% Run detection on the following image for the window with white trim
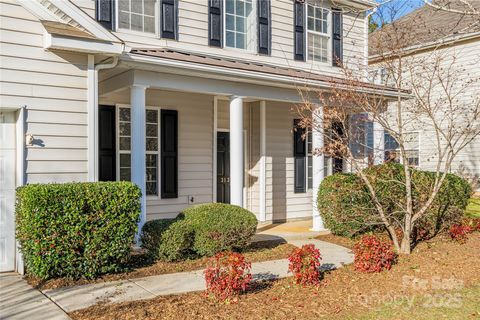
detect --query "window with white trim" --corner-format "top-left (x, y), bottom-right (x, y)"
top-left (117, 106), bottom-right (160, 196)
top-left (307, 0), bottom-right (330, 63)
top-left (118, 0), bottom-right (157, 34)
top-left (384, 132), bottom-right (419, 166)
top-left (225, 0), bottom-right (256, 50)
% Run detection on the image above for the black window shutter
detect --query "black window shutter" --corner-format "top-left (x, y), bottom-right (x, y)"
top-left (332, 8), bottom-right (343, 66)
top-left (161, 0), bottom-right (178, 40)
top-left (293, 119), bottom-right (306, 193)
top-left (161, 110), bottom-right (178, 198)
top-left (208, 0), bottom-right (223, 47)
top-left (95, 0), bottom-right (115, 30)
top-left (98, 105), bottom-right (116, 181)
top-left (258, 0), bottom-right (271, 55)
top-left (294, 0), bottom-right (306, 61)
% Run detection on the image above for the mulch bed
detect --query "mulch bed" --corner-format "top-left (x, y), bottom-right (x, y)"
top-left (70, 233), bottom-right (480, 320)
top-left (28, 240), bottom-right (296, 291)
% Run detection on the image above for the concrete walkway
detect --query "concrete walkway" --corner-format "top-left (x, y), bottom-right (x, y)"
top-left (0, 273), bottom-right (70, 320)
top-left (42, 236), bottom-right (353, 313)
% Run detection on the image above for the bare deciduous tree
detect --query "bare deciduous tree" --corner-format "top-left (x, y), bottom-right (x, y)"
top-left (297, 1), bottom-right (480, 254)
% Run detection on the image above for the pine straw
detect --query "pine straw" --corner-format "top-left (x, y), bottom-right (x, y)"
top-left (70, 233), bottom-right (480, 320)
top-left (28, 241), bottom-right (296, 291)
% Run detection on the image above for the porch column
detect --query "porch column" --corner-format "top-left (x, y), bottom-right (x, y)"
top-left (373, 120), bottom-right (385, 165)
top-left (131, 84), bottom-right (148, 242)
top-left (311, 105), bottom-right (327, 231)
top-left (230, 96), bottom-right (244, 207)
top-left (259, 101), bottom-right (266, 221)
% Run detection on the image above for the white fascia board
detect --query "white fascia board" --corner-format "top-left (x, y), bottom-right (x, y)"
top-left (332, 0), bottom-right (376, 10)
top-left (16, 0), bottom-right (60, 21)
top-left (45, 33), bottom-right (123, 55)
top-left (50, 0), bottom-right (120, 43)
top-left (122, 53), bottom-right (410, 99)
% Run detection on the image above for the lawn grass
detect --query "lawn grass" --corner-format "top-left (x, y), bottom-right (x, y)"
top-left (465, 196), bottom-right (480, 218)
top-left (343, 285), bottom-right (480, 320)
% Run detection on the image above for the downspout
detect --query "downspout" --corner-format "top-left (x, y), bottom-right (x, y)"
top-left (90, 56), bottom-right (119, 181)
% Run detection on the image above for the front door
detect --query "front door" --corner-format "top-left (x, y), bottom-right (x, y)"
top-left (217, 132), bottom-right (230, 204)
top-left (0, 111), bottom-right (16, 272)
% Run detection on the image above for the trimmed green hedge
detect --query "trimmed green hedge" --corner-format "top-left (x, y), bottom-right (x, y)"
top-left (141, 203), bottom-right (258, 261)
top-left (16, 182), bottom-right (141, 280)
top-left (318, 163), bottom-right (472, 238)
top-left (184, 203), bottom-right (258, 257)
top-left (317, 173), bottom-right (375, 236)
top-left (140, 219), bottom-right (175, 258)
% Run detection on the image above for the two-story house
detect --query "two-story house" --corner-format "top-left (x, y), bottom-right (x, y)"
top-left (0, 0), bottom-right (402, 273)
top-left (369, 2), bottom-right (480, 190)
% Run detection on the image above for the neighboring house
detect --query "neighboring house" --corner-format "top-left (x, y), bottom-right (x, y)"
top-left (0, 0), bottom-right (402, 273)
top-left (369, 3), bottom-right (480, 186)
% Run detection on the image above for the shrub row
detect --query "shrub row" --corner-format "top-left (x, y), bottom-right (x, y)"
top-left (141, 203), bottom-right (258, 261)
top-left (16, 182), bottom-right (141, 280)
top-left (318, 163), bottom-right (472, 238)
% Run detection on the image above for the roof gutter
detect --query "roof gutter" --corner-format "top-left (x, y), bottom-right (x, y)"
top-left (123, 53), bottom-right (411, 99)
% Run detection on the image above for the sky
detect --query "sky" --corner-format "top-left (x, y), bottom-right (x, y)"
top-left (372, 0), bottom-right (426, 25)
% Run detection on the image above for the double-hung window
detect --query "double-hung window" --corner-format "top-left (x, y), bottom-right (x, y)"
top-left (117, 106), bottom-right (160, 196)
top-left (384, 132), bottom-right (420, 166)
top-left (118, 0), bottom-right (157, 34)
top-left (307, 0), bottom-right (330, 63)
top-left (225, 0), bottom-right (256, 50)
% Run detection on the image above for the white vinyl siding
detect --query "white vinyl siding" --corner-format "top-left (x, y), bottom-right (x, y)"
top-left (376, 39), bottom-right (480, 182)
top-left (0, 0), bottom-right (89, 183)
top-left (82, 0), bottom-right (368, 78)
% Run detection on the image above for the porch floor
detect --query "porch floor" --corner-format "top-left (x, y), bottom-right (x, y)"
top-left (254, 219), bottom-right (330, 242)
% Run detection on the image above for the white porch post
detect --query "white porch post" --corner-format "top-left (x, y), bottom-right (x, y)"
top-left (230, 96), bottom-right (244, 207)
top-left (311, 105), bottom-right (327, 231)
top-left (373, 120), bottom-right (385, 165)
top-left (259, 100), bottom-right (266, 221)
top-left (131, 85), bottom-right (148, 242)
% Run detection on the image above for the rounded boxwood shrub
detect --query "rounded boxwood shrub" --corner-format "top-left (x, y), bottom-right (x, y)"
top-left (318, 163), bottom-right (472, 239)
top-left (183, 203), bottom-right (258, 257)
top-left (317, 173), bottom-right (376, 236)
top-left (157, 219), bottom-right (195, 261)
top-left (140, 219), bottom-right (175, 258)
top-left (16, 182), bottom-right (141, 280)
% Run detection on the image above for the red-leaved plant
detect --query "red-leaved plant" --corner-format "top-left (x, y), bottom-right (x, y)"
top-left (288, 244), bottom-right (322, 286)
top-left (448, 224), bottom-right (473, 243)
top-left (353, 235), bottom-right (397, 273)
top-left (204, 251), bottom-right (252, 302)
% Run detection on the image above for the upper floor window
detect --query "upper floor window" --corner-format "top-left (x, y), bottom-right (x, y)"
top-left (307, 0), bottom-right (330, 63)
top-left (118, 0), bottom-right (157, 34)
top-left (225, 0), bottom-right (256, 50)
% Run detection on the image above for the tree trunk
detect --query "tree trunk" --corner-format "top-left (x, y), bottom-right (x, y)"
top-left (400, 230), bottom-right (411, 254)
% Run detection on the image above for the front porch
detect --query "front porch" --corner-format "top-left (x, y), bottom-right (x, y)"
top-left (98, 66), bottom-right (329, 232)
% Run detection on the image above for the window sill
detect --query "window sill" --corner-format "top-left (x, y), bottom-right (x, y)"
top-left (115, 28), bottom-right (159, 39)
